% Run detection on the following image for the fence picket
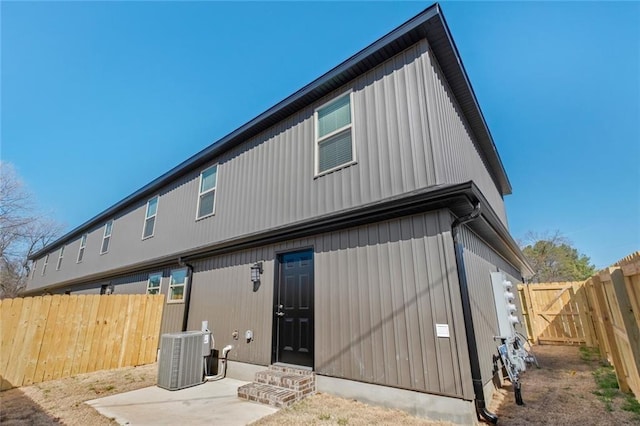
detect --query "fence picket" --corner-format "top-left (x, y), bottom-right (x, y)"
top-left (9, 297), bottom-right (34, 387)
top-left (518, 255), bottom-right (640, 400)
top-left (0, 294), bottom-right (163, 390)
top-left (0, 298), bottom-right (20, 390)
top-left (22, 296), bottom-right (52, 386)
top-left (78, 295), bottom-right (101, 374)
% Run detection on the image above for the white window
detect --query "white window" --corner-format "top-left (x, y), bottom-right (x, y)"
top-left (77, 234), bottom-right (87, 263)
top-left (168, 268), bottom-right (188, 302)
top-left (41, 254), bottom-right (49, 276)
top-left (315, 92), bottom-right (355, 175)
top-left (196, 165), bottom-right (217, 219)
top-left (100, 220), bottom-right (113, 254)
top-left (142, 196), bottom-right (158, 239)
top-left (146, 272), bottom-right (163, 295)
top-left (56, 246), bottom-right (65, 270)
top-left (31, 260), bottom-right (37, 278)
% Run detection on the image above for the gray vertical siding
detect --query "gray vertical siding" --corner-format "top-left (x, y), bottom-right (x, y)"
top-left (29, 38), bottom-right (508, 306)
top-left (424, 50), bottom-right (508, 224)
top-left (49, 271), bottom-right (149, 295)
top-left (186, 245), bottom-right (281, 366)
top-left (458, 225), bottom-right (523, 385)
top-left (187, 210), bottom-right (473, 399)
top-left (159, 304), bottom-right (185, 336)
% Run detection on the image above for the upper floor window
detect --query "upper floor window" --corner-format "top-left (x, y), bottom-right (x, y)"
top-left (315, 92), bottom-right (355, 175)
top-left (100, 220), bottom-right (113, 254)
top-left (147, 272), bottom-right (163, 295)
top-left (31, 260), bottom-right (37, 278)
top-left (77, 234), bottom-right (87, 263)
top-left (56, 246), bottom-right (65, 270)
top-left (168, 268), bottom-right (188, 302)
top-left (142, 196), bottom-right (158, 239)
top-left (197, 165), bottom-right (217, 219)
top-left (41, 254), bottom-right (49, 275)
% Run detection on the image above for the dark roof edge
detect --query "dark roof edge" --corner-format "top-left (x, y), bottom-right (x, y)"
top-left (467, 186), bottom-right (534, 277)
top-left (30, 3), bottom-right (512, 259)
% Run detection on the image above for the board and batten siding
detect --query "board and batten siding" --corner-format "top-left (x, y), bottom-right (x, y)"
top-left (458, 225), bottom-right (523, 386)
top-left (30, 38), bottom-right (506, 293)
top-left (187, 209), bottom-right (474, 399)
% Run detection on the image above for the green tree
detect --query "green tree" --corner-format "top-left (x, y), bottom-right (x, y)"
top-left (520, 231), bottom-right (596, 283)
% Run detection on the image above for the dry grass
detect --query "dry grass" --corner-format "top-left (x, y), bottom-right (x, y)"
top-left (2, 345), bottom-right (639, 425)
top-left (0, 363), bottom-right (157, 426)
top-left (490, 345), bottom-right (640, 425)
top-left (251, 392), bottom-right (453, 426)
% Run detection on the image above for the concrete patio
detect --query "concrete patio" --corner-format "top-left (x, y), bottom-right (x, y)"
top-left (87, 378), bottom-right (278, 426)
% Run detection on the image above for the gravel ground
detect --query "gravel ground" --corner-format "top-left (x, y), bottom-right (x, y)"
top-left (1, 345), bottom-right (638, 425)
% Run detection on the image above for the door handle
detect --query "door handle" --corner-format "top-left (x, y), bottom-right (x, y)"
top-left (275, 311), bottom-right (285, 317)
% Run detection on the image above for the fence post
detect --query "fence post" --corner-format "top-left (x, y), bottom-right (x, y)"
top-left (610, 267), bottom-right (640, 395)
top-left (592, 274), bottom-right (630, 392)
top-left (523, 284), bottom-right (539, 343)
top-left (621, 262), bottom-right (640, 328)
top-left (574, 282), bottom-right (597, 347)
top-left (585, 278), bottom-right (610, 360)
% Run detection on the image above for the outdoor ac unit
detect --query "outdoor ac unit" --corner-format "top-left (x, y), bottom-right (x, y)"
top-left (157, 331), bottom-right (208, 391)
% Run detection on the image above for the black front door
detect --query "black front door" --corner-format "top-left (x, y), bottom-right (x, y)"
top-left (273, 249), bottom-right (314, 367)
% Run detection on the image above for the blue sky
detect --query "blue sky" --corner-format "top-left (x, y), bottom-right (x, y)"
top-left (2, 1), bottom-right (638, 270)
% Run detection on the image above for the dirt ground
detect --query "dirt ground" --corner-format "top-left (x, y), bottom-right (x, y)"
top-left (251, 392), bottom-right (452, 426)
top-left (489, 345), bottom-right (640, 425)
top-left (0, 363), bottom-right (157, 425)
top-left (1, 345), bottom-right (638, 425)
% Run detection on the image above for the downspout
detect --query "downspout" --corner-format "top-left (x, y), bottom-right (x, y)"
top-left (451, 202), bottom-right (499, 425)
top-left (178, 257), bottom-right (194, 332)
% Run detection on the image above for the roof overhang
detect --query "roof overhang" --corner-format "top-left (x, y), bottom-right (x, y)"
top-left (30, 3), bottom-right (512, 260)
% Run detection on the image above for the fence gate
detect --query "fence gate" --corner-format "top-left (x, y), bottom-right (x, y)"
top-left (519, 282), bottom-right (596, 346)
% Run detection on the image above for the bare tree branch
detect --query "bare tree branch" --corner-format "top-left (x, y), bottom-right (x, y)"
top-left (0, 162), bottom-right (64, 298)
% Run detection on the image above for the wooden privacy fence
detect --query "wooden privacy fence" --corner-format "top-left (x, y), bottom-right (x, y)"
top-left (519, 251), bottom-right (640, 399)
top-left (0, 294), bottom-right (164, 391)
top-left (518, 281), bottom-right (596, 346)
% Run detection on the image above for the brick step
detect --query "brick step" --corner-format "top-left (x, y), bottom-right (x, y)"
top-left (237, 365), bottom-right (316, 408)
top-left (267, 364), bottom-right (314, 376)
top-left (255, 369), bottom-right (314, 391)
top-left (237, 382), bottom-right (299, 408)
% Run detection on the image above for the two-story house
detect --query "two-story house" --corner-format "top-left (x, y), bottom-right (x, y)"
top-left (26, 4), bottom-right (532, 424)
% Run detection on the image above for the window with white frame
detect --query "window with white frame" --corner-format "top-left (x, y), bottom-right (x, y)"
top-left (196, 165), bottom-right (217, 219)
top-left (315, 92), bottom-right (355, 174)
top-left (142, 196), bottom-right (158, 239)
top-left (77, 234), bottom-right (87, 263)
top-left (31, 260), bottom-right (37, 278)
top-left (146, 272), bottom-right (163, 295)
top-left (168, 268), bottom-right (188, 302)
top-left (56, 246), bottom-right (65, 270)
top-left (100, 220), bottom-right (113, 254)
top-left (41, 254), bottom-right (49, 275)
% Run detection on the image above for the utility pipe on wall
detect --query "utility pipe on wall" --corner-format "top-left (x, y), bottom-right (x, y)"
top-left (178, 257), bottom-right (194, 332)
top-left (204, 345), bottom-right (233, 382)
top-left (451, 202), bottom-right (499, 425)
